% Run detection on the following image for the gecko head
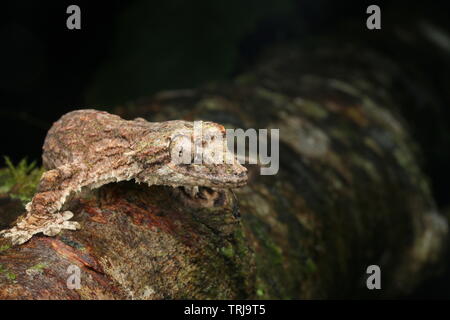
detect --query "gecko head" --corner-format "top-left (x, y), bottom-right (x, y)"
top-left (161, 121), bottom-right (248, 188)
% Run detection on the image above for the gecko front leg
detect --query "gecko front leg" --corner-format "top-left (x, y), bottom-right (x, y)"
top-left (0, 163), bottom-right (89, 245)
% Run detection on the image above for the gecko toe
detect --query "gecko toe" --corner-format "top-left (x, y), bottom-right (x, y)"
top-left (63, 221), bottom-right (81, 230)
top-left (2, 229), bottom-right (32, 245)
top-left (43, 226), bottom-right (61, 236)
top-left (61, 211), bottom-right (74, 220)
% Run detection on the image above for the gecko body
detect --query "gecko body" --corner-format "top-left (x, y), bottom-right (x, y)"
top-left (1, 109), bottom-right (247, 245)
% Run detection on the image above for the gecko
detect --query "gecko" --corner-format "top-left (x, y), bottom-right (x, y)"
top-left (0, 109), bottom-right (247, 245)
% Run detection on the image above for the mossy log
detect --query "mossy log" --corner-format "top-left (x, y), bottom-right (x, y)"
top-left (0, 47), bottom-right (447, 299)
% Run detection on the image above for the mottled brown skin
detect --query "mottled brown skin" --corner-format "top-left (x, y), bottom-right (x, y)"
top-left (1, 109), bottom-right (247, 245)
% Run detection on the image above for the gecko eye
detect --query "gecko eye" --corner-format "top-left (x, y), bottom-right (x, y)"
top-left (170, 134), bottom-right (194, 164)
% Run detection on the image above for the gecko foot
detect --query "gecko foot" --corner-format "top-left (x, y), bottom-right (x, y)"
top-left (182, 186), bottom-right (200, 198)
top-left (0, 211), bottom-right (81, 245)
top-left (174, 186), bottom-right (227, 208)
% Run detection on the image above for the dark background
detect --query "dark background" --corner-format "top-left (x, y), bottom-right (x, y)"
top-left (0, 0), bottom-right (402, 162)
top-left (1, 0), bottom-right (450, 298)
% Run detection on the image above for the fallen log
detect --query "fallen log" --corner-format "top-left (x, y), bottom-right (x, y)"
top-left (0, 46), bottom-right (447, 299)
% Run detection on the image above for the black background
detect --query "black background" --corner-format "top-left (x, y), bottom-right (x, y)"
top-left (0, 0), bottom-right (399, 162)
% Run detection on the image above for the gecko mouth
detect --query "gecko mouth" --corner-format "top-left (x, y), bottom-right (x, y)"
top-left (171, 164), bottom-right (248, 188)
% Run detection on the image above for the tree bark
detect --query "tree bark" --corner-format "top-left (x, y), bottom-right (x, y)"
top-left (0, 45), bottom-right (447, 299)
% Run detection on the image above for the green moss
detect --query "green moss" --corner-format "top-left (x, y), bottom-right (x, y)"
top-left (255, 277), bottom-right (270, 299)
top-left (220, 244), bottom-right (235, 258)
top-left (305, 258), bottom-right (317, 274)
top-left (5, 272), bottom-right (16, 280)
top-left (30, 263), bottom-right (47, 270)
top-left (246, 217), bottom-right (290, 298)
top-left (253, 222), bottom-right (283, 266)
top-left (0, 264), bottom-right (16, 281)
top-left (0, 156), bottom-right (43, 204)
top-left (0, 244), bottom-right (11, 252)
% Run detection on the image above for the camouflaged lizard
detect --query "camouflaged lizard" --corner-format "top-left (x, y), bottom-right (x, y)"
top-left (1, 109), bottom-right (247, 245)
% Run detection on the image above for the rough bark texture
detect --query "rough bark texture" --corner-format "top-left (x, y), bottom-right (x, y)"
top-left (0, 184), bottom-right (253, 299)
top-left (0, 45), bottom-right (448, 299)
